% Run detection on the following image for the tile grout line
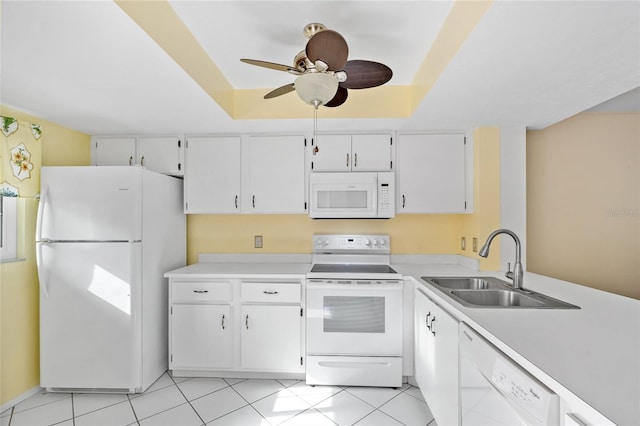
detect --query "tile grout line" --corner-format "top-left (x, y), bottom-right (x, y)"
top-left (167, 373), bottom-right (207, 426)
top-left (126, 394), bottom-right (141, 425)
top-left (70, 394), bottom-right (75, 426)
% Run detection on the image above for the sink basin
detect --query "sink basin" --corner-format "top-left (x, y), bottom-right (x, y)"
top-left (421, 276), bottom-right (580, 309)
top-left (450, 289), bottom-right (545, 307)
top-left (426, 277), bottom-right (501, 290)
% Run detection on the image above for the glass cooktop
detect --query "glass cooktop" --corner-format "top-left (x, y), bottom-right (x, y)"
top-left (310, 264), bottom-right (398, 274)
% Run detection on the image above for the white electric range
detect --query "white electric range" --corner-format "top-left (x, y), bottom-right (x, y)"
top-left (305, 234), bottom-right (404, 388)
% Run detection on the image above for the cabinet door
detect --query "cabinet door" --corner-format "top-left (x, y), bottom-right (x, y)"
top-left (311, 134), bottom-right (351, 171)
top-left (184, 136), bottom-right (241, 213)
top-left (415, 289), bottom-right (459, 426)
top-left (430, 301), bottom-right (460, 425)
top-left (397, 134), bottom-right (466, 213)
top-left (138, 136), bottom-right (183, 175)
top-left (170, 304), bottom-right (231, 369)
top-left (240, 305), bottom-right (302, 372)
top-left (95, 137), bottom-right (136, 166)
top-left (351, 134), bottom-right (392, 171)
top-left (413, 289), bottom-right (432, 389)
top-left (246, 135), bottom-right (306, 213)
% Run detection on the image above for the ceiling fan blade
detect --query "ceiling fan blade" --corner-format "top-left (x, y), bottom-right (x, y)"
top-left (324, 86), bottom-right (348, 107)
top-left (305, 30), bottom-right (349, 71)
top-left (240, 59), bottom-right (301, 75)
top-left (341, 60), bottom-right (393, 89)
top-left (264, 83), bottom-right (296, 99)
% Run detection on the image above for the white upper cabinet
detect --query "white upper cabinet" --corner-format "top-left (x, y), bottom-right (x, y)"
top-left (94, 137), bottom-right (137, 167)
top-left (397, 133), bottom-right (467, 213)
top-left (311, 134), bottom-right (392, 171)
top-left (137, 136), bottom-right (183, 175)
top-left (94, 136), bottom-right (184, 176)
top-left (184, 136), bottom-right (241, 214)
top-left (244, 135), bottom-right (306, 214)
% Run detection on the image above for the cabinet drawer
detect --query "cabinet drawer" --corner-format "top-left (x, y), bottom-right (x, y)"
top-left (171, 282), bottom-right (232, 303)
top-left (241, 282), bottom-right (301, 303)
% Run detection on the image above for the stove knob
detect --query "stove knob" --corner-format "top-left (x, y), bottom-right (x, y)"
top-left (377, 239), bottom-right (385, 247)
top-left (364, 238), bottom-right (371, 246)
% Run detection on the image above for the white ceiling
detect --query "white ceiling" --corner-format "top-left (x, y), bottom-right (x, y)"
top-left (1, 1), bottom-right (639, 136)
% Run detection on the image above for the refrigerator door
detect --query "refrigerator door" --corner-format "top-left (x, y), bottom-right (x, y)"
top-left (39, 241), bottom-right (142, 391)
top-left (38, 167), bottom-right (142, 242)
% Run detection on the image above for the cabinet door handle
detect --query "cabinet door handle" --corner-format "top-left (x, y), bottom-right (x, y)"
top-left (354, 152), bottom-right (357, 168)
top-left (252, 195), bottom-right (256, 208)
top-left (129, 156), bottom-right (133, 166)
top-left (263, 291), bottom-right (279, 295)
top-left (426, 312), bottom-right (431, 328)
top-left (431, 317), bottom-right (436, 336)
top-left (245, 314), bottom-right (249, 329)
top-left (193, 290), bottom-right (209, 294)
top-left (221, 314), bottom-right (225, 330)
top-left (346, 153), bottom-right (349, 168)
top-left (140, 156), bottom-right (145, 166)
top-left (235, 195), bottom-right (238, 209)
top-left (402, 195), bottom-right (406, 208)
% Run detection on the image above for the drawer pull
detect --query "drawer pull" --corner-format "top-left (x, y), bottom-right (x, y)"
top-left (263, 291), bottom-right (279, 295)
top-left (193, 290), bottom-right (209, 294)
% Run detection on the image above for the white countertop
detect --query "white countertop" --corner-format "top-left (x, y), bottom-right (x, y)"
top-left (164, 262), bottom-right (310, 278)
top-left (164, 256), bottom-right (640, 425)
top-left (395, 263), bottom-right (640, 426)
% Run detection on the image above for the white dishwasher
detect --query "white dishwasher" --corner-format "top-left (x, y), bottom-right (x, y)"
top-left (459, 323), bottom-right (560, 426)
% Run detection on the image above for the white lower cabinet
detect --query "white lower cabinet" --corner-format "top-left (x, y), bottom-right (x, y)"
top-left (169, 277), bottom-right (304, 377)
top-left (241, 305), bottom-right (302, 372)
top-left (414, 286), bottom-right (459, 426)
top-left (170, 304), bottom-right (231, 369)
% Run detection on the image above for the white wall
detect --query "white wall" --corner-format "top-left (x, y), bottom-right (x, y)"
top-left (499, 126), bottom-right (527, 271)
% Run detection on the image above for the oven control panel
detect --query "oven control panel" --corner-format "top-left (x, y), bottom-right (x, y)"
top-left (313, 234), bottom-right (390, 252)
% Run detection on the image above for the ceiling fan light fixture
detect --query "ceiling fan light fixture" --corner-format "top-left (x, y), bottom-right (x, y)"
top-left (294, 73), bottom-right (338, 108)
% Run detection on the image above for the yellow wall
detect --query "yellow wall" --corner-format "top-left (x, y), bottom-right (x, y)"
top-left (0, 105), bottom-right (91, 405)
top-left (187, 214), bottom-right (463, 264)
top-left (527, 112), bottom-right (639, 300)
top-left (458, 127), bottom-right (501, 270)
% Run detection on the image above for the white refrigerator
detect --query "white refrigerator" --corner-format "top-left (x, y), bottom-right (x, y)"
top-left (36, 166), bottom-right (185, 393)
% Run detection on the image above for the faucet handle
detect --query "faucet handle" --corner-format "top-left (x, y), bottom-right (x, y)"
top-left (505, 262), bottom-right (514, 280)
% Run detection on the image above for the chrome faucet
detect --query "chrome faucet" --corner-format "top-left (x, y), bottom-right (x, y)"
top-left (478, 229), bottom-right (524, 290)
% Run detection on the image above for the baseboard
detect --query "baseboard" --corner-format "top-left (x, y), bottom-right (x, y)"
top-left (0, 386), bottom-right (42, 413)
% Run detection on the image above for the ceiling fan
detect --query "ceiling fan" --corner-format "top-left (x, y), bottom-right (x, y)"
top-left (240, 23), bottom-right (393, 109)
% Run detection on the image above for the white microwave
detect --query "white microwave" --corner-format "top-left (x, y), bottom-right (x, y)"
top-left (309, 172), bottom-right (395, 218)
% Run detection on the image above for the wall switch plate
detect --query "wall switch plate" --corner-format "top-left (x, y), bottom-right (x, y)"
top-left (461, 237), bottom-right (466, 250)
top-left (472, 237), bottom-right (478, 253)
top-left (254, 235), bottom-right (263, 249)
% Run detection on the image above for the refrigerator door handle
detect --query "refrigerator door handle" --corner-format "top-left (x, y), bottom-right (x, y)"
top-left (36, 242), bottom-right (49, 299)
top-left (36, 185), bottom-right (49, 242)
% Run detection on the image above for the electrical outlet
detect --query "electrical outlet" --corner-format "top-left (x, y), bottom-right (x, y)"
top-left (254, 235), bottom-right (263, 249)
top-left (461, 237), bottom-right (466, 251)
top-left (472, 237), bottom-right (478, 253)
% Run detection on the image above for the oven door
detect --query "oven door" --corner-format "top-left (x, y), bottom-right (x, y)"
top-left (306, 281), bottom-right (403, 356)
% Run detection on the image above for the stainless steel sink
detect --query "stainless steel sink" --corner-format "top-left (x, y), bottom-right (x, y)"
top-left (421, 276), bottom-right (580, 309)
top-left (451, 289), bottom-right (546, 307)
top-left (427, 277), bottom-right (502, 290)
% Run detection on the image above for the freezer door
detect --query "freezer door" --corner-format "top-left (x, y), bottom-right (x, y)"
top-left (39, 167), bottom-right (142, 241)
top-left (39, 242), bottom-right (142, 391)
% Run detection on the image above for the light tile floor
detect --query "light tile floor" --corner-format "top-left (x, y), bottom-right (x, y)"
top-left (1, 373), bottom-right (437, 426)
